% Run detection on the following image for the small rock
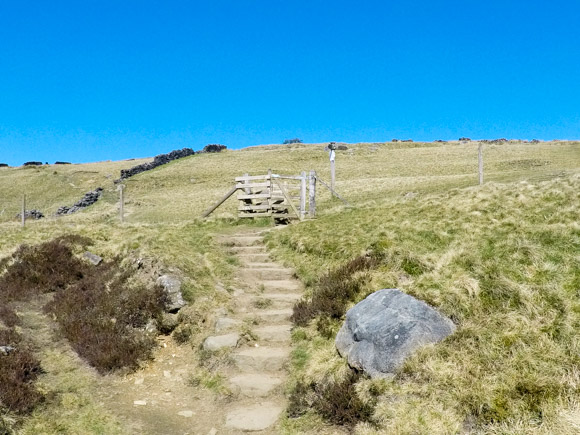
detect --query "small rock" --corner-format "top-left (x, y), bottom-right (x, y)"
top-left (203, 333), bottom-right (240, 352)
top-left (0, 345), bottom-right (16, 356)
top-left (163, 370), bottom-right (171, 378)
top-left (158, 312), bottom-right (179, 334)
top-left (83, 251), bottom-right (103, 265)
top-left (133, 400), bottom-right (147, 406)
top-left (207, 428), bottom-right (218, 435)
top-left (156, 275), bottom-right (186, 313)
top-left (177, 410), bottom-right (194, 418)
top-left (134, 378), bottom-right (144, 385)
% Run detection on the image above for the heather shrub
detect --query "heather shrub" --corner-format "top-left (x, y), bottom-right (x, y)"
top-left (288, 370), bottom-right (376, 428)
top-left (291, 254), bottom-right (380, 331)
top-left (45, 259), bottom-right (167, 373)
top-left (0, 329), bottom-right (44, 414)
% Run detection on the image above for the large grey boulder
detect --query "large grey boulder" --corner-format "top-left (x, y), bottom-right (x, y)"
top-left (156, 275), bottom-right (186, 313)
top-left (335, 289), bottom-right (455, 378)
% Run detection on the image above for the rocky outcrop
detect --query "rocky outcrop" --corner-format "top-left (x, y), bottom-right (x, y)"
top-left (156, 274), bottom-right (186, 313)
top-left (336, 288), bottom-right (455, 378)
top-left (16, 209), bottom-right (44, 220)
top-left (23, 161), bottom-right (43, 166)
top-left (202, 144), bottom-right (227, 153)
top-left (54, 161), bottom-right (71, 165)
top-left (481, 138), bottom-right (507, 144)
top-left (56, 188), bottom-right (103, 215)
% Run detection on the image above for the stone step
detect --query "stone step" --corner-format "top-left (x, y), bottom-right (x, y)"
top-left (229, 246), bottom-right (267, 254)
top-left (221, 236), bottom-right (263, 247)
top-left (233, 347), bottom-right (290, 372)
top-left (202, 333), bottom-right (240, 351)
top-left (256, 293), bottom-right (301, 309)
top-left (229, 374), bottom-right (283, 397)
top-left (225, 402), bottom-right (283, 432)
top-left (253, 325), bottom-right (292, 343)
top-left (244, 262), bottom-right (281, 269)
top-left (261, 280), bottom-right (302, 293)
top-left (241, 268), bottom-right (294, 281)
top-left (255, 308), bottom-right (293, 323)
top-left (214, 317), bottom-right (242, 333)
top-left (238, 253), bottom-right (272, 263)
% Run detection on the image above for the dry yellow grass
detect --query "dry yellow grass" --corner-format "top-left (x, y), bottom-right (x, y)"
top-left (1, 140), bottom-right (579, 433)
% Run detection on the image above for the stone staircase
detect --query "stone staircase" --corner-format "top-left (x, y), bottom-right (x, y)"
top-left (207, 232), bottom-right (302, 433)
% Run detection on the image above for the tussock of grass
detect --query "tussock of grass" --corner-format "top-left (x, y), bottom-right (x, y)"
top-left (271, 174), bottom-right (580, 433)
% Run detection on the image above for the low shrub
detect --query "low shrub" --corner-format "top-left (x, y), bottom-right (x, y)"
top-left (45, 259), bottom-right (167, 373)
top-left (288, 370), bottom-right (375, 428)
top-left (291, 254), bottom-right (380, 330)
top-left (0, 329), bottom-right (44, 414)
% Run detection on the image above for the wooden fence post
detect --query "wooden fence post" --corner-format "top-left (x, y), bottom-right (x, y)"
top-left (330, 158), bottom-right (336, 192)
top-left (300, 171), bottom-right (307, 219)
top-left (309, 170), bottom-right (316, 218)
top-left (119, 185), bottom-right (125, 223)
top-left (478, 143), bottom-right (484, 185)
top-left (21, 194), bottom-right (26, 228)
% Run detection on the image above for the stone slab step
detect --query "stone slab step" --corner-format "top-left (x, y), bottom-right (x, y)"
top-left (233, 347), bottom-right (290, 372)
top-left (255, 293), bottom-right (300, 309)
top-left (254, 325), bottom-right (292, 342)
top-left (214, 317), bottom-right (242, 333)
top-left (203, 333), bottom-right (240, 351)
top-left (244, 262), bottom-right (282, 269)
top-left (229, 374), bottom-right (283, 397)
top-left (225, 402), bottom-right (283, 431)
top-left (238, 253), bottom-right (272, 263)
top-left (256, 308), bottom-right (293, 323)
top-left (229, 246), bottom-right (267, 254)
top-left (221, 236), bottom-right (263, 247)
top-left (261, 280), bottom-right (302, 293)
top-left (241, 268), bottom-right (294, 281)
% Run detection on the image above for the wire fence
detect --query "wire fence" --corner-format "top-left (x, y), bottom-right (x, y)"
top-left (2, 141), bottom-right (580, 226)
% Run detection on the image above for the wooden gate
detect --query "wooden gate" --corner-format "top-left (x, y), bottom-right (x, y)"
top-left (201, 170), bottom-right (324, 220)
top-left (236, 171), bottom-right (309, 220)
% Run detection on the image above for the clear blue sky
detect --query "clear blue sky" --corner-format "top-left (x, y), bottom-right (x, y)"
top-left (1, 0), bottom-right (579, 165)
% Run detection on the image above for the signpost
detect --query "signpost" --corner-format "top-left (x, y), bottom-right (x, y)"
top-left (328, 142), bottom-right (337, 191)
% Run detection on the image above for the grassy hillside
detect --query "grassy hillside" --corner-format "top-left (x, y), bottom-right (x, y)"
top-left (1, 140), bottom-right (579, 433)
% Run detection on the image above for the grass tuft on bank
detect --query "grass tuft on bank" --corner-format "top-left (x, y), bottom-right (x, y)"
top-left (272, 174), bottom-right (580, 434)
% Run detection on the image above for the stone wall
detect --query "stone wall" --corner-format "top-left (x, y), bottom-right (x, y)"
top-left (56, 188), bottom-right (103, 215)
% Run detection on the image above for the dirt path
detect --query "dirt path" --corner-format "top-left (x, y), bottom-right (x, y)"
top-left (92, 229), bottom-right (302, 434)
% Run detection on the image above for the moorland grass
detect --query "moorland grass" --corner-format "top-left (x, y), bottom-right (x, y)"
top-left (1, 141), bottom-right (579, 433)
top-left (271, 174), bottom-right (580, 434)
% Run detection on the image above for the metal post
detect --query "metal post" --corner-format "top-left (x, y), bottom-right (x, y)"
top-left (309, 170), bottom-right (316, 218)
top-left (478, 144), bottom-right (484, 185)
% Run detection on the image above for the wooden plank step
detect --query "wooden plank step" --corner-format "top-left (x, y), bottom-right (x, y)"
top-left (236, 182), bottom-right (271, 189)
top-left (238, 204), bottom-right (271, 211)
top-left (235, 174), bottom-right (271, 182)
top-left (237, 193), bottom-right (271, 200)
top-left (239, 213), bottom-right (272, 218)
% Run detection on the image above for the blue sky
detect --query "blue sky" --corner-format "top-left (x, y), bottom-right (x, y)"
top-left (1, 0), bottom-right (579, 165)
